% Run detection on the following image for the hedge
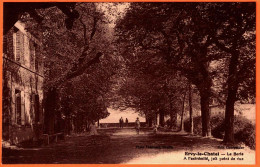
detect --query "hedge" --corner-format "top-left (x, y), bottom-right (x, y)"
top-left (184, 114), bottom-right (255, 149)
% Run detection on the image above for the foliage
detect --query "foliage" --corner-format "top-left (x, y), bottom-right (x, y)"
top-left (184, 114), bottom-right (255, 149)
top-left (115, 2), bottom-right (255, 138)
top-left (235, 123), bottom-right (255, 149)
top-left (10, 2), bottom-right (255, 136)
top-left (17, 3), bottom-right (124, 129)
top-left (108, 38), bottom-right (189, 121)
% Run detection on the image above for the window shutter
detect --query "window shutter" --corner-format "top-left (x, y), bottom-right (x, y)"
top-left (15, 31), bottom-right (21, 62)
top-left (7, 32), bottom-right (14, 59)
top-left (5, 32), bottom-right (14, 59)
top-left (31, 94), bottom-right (35, 123)
top-left (13, 33), bottom-right (16, 61)
top-left (3, 36), bottom-right (7, 54)
top-left (21, 91), bottom-right (25, 125)
top-left (11, 89), bottom-right (15, 124)
top-left (29, 41), bottom-right (35, 70)
top-left (34, 95), bottom-right (40, 123)
top-left (35, 44), bottom-right (39, 72)
top-left (21, 32), bottom-right (25, 63)
top-left (15, 90), bottom-right (21, 125)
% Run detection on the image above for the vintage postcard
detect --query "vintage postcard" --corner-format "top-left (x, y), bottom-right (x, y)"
top-left (0, 0), bottom-right (258, 166)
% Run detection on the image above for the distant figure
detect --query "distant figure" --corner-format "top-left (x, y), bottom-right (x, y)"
top-left (119, 117), bottom-right (124, 128)
top-left (135, 117), bottom-right (140, 134)
top-left (153, 123), bottom-right (158, 134)
top-left (89, 121), bottom-right (98, 135)
top-left (125, 118), bottom-right (128, 127)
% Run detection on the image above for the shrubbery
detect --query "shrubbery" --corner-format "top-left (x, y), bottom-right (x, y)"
top-left (184, 114), bottom-right (255, 149)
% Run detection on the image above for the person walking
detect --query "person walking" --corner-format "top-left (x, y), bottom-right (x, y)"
top-left (135, 117), bottom-right (140, 134)
top-left (125, 118), bottom-right (128, 127)
top-left (153, 123), bottom-right (158, 134)
top-left (119, 117), bottom-right (124, 128)
top-left (89, 121), bottom-right (98, 135)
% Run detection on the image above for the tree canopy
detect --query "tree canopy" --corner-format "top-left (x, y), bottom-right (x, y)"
top-left (6, 2), bottom-right (255, 140)
top-left (115, 2), bottom-right (255, 140)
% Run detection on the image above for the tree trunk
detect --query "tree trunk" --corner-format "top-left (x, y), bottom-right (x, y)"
top-left (224, 89), bottom-right (237, 143)
top-left (145, 114), bottom-right (153, 127)
top-left (180, 92), bottom-right (186, 131)
top-left (224, 51), bottom-right (239, 143)
top-left (2, 70), bottom-right (11, 141)
top-left (169, 96), bottom-right (177, 129)
top-left (172, 112), bottom-right (177, 129)
top-left (189, 84), bottom-right (193, 134)
top-left (159, 109), bottom-right (165, 127)
top-left (66, 113), bottom-right (71, 135)
top-left (55, 109), bottom-right (62, 133)
top-left (150, 119), bottom-right (153, 127)
top-left (155, 113), bottom-right (159, 125)
top-left (200, 90), bottom-right (211, 137)
top-left (44, 87), bottom-right (57, 134)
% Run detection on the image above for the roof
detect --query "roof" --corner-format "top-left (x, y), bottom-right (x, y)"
top-left (14, 20), bottom-right (41, 46)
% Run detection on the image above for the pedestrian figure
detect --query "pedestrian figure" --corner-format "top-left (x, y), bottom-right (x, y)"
top-left (135, 117), bottom-right (140, 134)
top-left (153, 123), bottom-right (158, 134)
top-left (125, 118), bottom-right (128, 127)
top-left (119, 117), bottom-right (124, 128)
top-left (89, 121), bottom-right (98, 135)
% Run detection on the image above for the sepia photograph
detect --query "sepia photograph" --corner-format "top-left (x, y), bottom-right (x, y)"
top-left (1, 2), bottom-right (256, 164)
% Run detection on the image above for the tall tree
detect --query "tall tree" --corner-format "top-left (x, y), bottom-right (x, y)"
top-left (3, 2), bottom-right (79, 34)
top-left (115, 2), bottom-right (255, 139)
top-left (115, 3), bottom-right (214, 136)
top-left (109, 35), bottom-right (188, 127)
top-left (18, 3), bottom-right (120, 133)
top-left (206, 3), bottom-right (256, 143)
top-left (189, 83), bottom-right (194, 134)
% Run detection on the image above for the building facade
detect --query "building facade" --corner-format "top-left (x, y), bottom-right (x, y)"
top-left (2, 21), bottom-right (44, 145)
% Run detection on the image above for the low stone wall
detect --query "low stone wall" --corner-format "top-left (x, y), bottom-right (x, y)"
top-left (100, 122), bottom-right (146, 128)
top-left (10, 125), bottom-right (34, 145)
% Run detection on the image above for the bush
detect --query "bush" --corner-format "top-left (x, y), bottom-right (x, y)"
top-left (184, 117), bottom-right (203, 135)
top-left (184, 114), bottom-right (255, 149)
top-left (184, 114), bottom-right (225, 136)
top-left (235, 123), bottom-right (255, 149)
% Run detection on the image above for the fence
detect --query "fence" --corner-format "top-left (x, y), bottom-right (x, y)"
top-left (99, 122), bottom-right (146, 128)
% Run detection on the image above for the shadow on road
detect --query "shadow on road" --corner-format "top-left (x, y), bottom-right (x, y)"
top-left (2, 128), bottom-right (251, 164)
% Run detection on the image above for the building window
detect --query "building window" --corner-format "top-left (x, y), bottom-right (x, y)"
top-left (35, 44), bottom-right (39, 72)
top-left (29, 41), bottom-right (36, 70)
top-left (13, 28), bottom-right (24, 63)
top-left (3, 36), bottom-right (7, 54)
top-left (31, 94), bottom-right (40, 123)
top-left (13, 30), bottom-right (17, 61)
top-left (15, 90), bottom-right (21, 125)
top-left (34, 94), bottom-right (40, 123)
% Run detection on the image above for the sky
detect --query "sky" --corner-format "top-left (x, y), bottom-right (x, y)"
top-left (100, 108), bottom-right (145, 123)
top-left (97, 3), bottom-right (130, 27)
top-left (96, 3), bottom-right (142, 124)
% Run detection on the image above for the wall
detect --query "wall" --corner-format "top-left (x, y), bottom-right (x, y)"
top-left (2, 21), bottom-right (44, 145)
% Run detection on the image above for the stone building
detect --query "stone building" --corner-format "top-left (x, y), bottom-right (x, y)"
top-left (2, 21), bottom-right (44, 145)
